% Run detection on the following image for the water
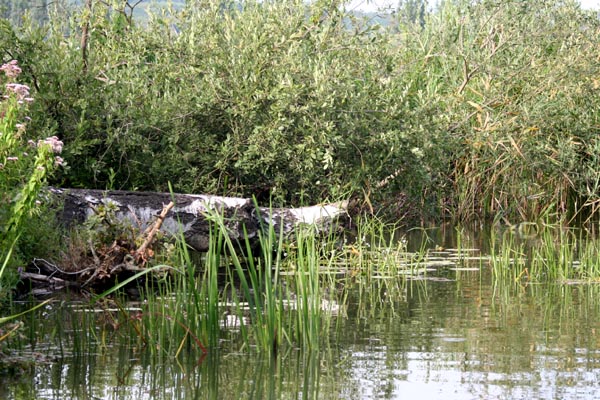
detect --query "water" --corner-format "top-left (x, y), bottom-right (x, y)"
top-left (336, 278), bottom-right (600, 399)
top-left (2, 228), bottom-right (600, 399)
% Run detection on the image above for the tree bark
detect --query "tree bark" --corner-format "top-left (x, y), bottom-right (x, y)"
top-left (48, 187), bottom-right (348, 252)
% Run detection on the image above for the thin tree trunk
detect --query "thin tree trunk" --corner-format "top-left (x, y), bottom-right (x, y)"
top-left (81, 0), bottom-right (92, 73)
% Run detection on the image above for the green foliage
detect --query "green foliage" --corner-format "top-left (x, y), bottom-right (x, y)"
top-left (419, 0), bottom-right (600, 220)
top-left (0, 58), bottom-right (63, 286)
top-left (0, 0), bottom-right (432, 209)
top-left (1, 0), bottom-right (599, 221)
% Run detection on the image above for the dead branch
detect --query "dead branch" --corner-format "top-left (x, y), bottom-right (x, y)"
top-left (457, 57), bottom-right (479, 95)
top-left (135, 201), bottom-right (174, 263)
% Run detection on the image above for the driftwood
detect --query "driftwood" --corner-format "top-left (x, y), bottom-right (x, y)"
top-left (49, 187), bottom-right (349, 252)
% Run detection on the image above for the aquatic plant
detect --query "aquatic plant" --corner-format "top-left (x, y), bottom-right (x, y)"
top-left (488, 219), bottom-right (600, 285)
top-left (71, 202), bottom-right (441, 358)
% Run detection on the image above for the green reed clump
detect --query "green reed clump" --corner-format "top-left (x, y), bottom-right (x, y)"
top-left (489, 226), bottom-right (528, 284)
top-left (527, 225), bottom-right (576, 281)
top-left (428, 1), bottom-right (600, 221)
top-left (488, 220), bottom-right (600, 284)
top-left (208, 208), bottom-right (285, 352)
top-left (25, 202), bottom-right (434, 364)
top-left (126, 206), bottom-right (424, 356)
top-left (348, 215), bottom-right (416, 279)
top-left (284, 226), bottom-right (324, 349)
top-left (575, 236), bottom-right (600, 279)
top-left (117, 204), bottom-right (340, 356)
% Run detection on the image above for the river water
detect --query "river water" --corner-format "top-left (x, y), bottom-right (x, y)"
top-left (2, 228), bottom-right (600, 399)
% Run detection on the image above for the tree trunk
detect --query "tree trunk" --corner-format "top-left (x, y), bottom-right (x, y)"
top-left (49, 187), bottom-right (348, 252)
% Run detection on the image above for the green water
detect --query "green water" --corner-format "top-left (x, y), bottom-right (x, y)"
top-left (3, 274), bottom-right (600, 399)
top-left (2, 229), bottom-right (600, 399)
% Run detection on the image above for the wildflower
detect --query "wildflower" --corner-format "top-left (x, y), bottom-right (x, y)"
top-left (5, 83), bottom-right (30, 101)
top-left (16, 123), bottom-right (26, 133)
top-left (7, 156), bottom-right (18, 161)
top-left (27, 139), bottom-right (36, 147)
top-left (0, 60), bottom-right (22, 78)
top-left (38, 136), bottom-right (63, 154)
top-left (54, 156), bottom-right (65, 167)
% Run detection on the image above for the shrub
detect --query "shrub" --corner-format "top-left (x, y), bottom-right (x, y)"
top-left (1, 0), bottom-right (599, 222)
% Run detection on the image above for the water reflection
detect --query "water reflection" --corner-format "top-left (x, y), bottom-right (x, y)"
top-left (3, 261), bottom-right (600, 399)
top-left (335, 273), bottom-right (600, 400)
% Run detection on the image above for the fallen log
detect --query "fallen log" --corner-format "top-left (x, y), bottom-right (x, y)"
top-left (48, 187), bottom-right (348, 252)
top-left (16, 188), bottom-right (348, 295)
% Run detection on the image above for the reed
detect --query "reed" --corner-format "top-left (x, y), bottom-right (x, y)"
top-left (488, 225), bottom-right (528, 287)
top-left (576, 234), bottom-right (600, 280)
top-left (5, 209), bottom-right (435, 368)
top-left (207, 206), bottom-right (284, 352)
top-left (286, 225), bottom-right (323, 349)
top-left (486, 218), bottom-right (600, 285)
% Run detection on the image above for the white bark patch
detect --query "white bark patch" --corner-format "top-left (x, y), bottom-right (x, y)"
top-left (177, 196), bottom-right (250, 215)
top-left (287, 203), bottom-right (347, 224)
top-left (49, 187), bottom-right (348, 252)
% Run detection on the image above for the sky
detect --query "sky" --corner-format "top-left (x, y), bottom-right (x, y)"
top-left (347, 0), bottom-right (600, 13)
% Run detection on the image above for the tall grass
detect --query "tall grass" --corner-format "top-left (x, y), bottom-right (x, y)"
top-left (89, 204), bottom-right (349, 357)
top-left (489, 219), bottom-right (600, 284)
top-left (287, 226), bottom-right (323, 349)
top-left (71, 202), bottom-right (443, 360)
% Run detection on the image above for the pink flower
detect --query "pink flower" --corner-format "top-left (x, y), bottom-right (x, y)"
top-left (54, 156), bottom-right (65, 167)
top-left (5, 83), bottom-right (30, 101)
top-left (38, 136), bottom-right (64, 154)
top-left (7, 156), bottom-right (18, 161)
top-left (0, 60), bottom-right (22, 78)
